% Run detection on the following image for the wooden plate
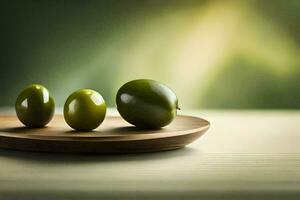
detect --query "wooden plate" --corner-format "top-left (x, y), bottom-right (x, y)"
top-left (0, 115), bottom-right (210, 154)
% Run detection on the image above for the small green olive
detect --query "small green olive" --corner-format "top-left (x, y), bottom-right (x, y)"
top-left (116, 79), bottom-right (179, 129)
top-left (15, 84), bottom-right (55, 128)
top-left (64, 89), bottom-right (106, 131)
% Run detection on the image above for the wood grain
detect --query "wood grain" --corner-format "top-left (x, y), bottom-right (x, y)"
top-left (0, 115), bottom-right (210, 153)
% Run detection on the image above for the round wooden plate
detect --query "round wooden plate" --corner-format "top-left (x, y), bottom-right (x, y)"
top-left (0, 115), bottom-right (210, 154)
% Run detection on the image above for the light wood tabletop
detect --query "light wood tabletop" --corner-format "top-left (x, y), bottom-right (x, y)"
top-left (0, 109), bottom-right (299, 199)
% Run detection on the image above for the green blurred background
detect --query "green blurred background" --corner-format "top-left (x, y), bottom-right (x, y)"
top-left (0, 0), bottom-right (299, 109)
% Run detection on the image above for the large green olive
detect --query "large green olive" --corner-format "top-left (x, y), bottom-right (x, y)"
top-left (64, 89), bottom-right (106, 131)
top-left (116, 79), bottom-right (179, 129)
top-left (15, 84), bottom-right (55, 128)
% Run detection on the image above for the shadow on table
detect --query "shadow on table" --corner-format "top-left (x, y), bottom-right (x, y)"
top-left (0, 147), bottom-right (200, 164)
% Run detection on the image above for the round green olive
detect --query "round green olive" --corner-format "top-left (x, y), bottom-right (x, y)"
top-left (116, 79), bottom-right (179, 129)
top-left (15, 84), bottom-right (55, 128)
top-left (64, 89), bottom-right (106, 131)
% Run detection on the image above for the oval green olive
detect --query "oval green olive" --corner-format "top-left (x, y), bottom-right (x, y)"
top-left (116, 79), bottom-right (179, 129)
top-left (15, 84), bottom-right (55, 128)
top-left (64, 89), bottom-right (106, 131)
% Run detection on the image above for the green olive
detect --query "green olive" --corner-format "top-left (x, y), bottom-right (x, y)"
top-left (116, 79), bottom-right (179, 129)
top-left (15, 84), bottom-right (55, 128)
top-left (64, 89), bottom-right (106, 131)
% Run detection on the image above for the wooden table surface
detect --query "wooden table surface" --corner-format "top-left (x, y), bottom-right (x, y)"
top-left (0, 109), bottom-right (299, 199)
